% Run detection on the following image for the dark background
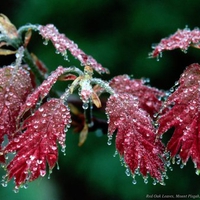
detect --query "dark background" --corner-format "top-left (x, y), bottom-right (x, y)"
top-left (0, 1), bottom-right (200, 200)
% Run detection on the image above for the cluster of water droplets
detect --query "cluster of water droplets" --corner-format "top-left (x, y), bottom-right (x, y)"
top-left (111, 150), bottom-right (170, 186)
top-left (107, 134), bottom-right (113, 146)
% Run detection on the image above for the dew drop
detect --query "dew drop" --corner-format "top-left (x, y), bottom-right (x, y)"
top-left (107, 135), bottom-right (112, 146)
top-left (55, 49), bottom-right (60, 54)
top-left (43, 39), bottom-right (49, 45)
top-left (14, 138), bottom-right (19, 142)
top-left (134, 168), bottom-right (140, 175)
top-left (23, 183), bottom-right (28, 189)
top-left (165, 174), bottom-right (169, 179)
top-left (40, 170), bottom-right (46, 177)
top-left (57, 162), bottom-right (60, 170)
top-left (176, 158), bottom-right (181, 165)
top-left (38, 107), bottom-right (44, 112)
top-left (63, 54), bottom-right (69, 61)
top-left (48, 170), bottom-right (52, 179)
top-left (113, 150), bottom-right (118, 158)
top-left (120, 157), bottom-right (125, 166)
top-left (132, 176), bottom-right (137, 185)
top-left (180, 164), bottom-right (184, 169)
top-left (82, 102), bottom-right (89, 110)
top-left (13, 186), bottom-right (19, 193)
top-left (61, 146), bottom-right (66, 156)
top-left (30, 155), bottom-right (35, 161)
top-left (1, 181), bottom-right (7, 187)
top-left (195, 169), bottom-right (200, 175)
top-left (152, 179), bottom-right (157, 186)
top-left (169, 166), bottom-right (173, 171)
top-left (144, 177), bottom-right (148, 184)
top-left (160, 181), bottom-right (166, 186)
top-left (37, 159), bottom-right (42, 165)
top-left (125, 168), bottom-right (130, 177)
top-left (26, 102), bottom-right (31, 106)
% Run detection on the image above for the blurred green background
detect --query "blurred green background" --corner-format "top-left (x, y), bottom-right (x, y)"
top-left (1, 0), bottom-right (200, 199)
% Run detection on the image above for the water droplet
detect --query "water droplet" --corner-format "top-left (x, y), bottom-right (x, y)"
top-left (55, 49), bottom-right (60, 54)
top-left (152, 179), bottom-right (157, 185)
top-left (40, 170), bottom-right (46, 177)
top-left (43, 39), bottom-right (49, 45)
top-left (107, 135), bottom-right (112, 145)
top-left (169, 166), bottom-right (173, 171)
top-left (0, 125), bottom-right (4, 130)
top-left (125, 168), bottom-right (130, 176)
top-left (13, 186), bottom-right (19, 193)
top-left (23, 183), bottom-right (28, 189)
top-left (82, 102), bottom-right (89, 110)
top-left (196, 169), bottom-right (200, 175)
top-left (38, 107), bottom-right (44, 112)
top-left (14, 138), bottom-right (19, 142)
top-left (132, 176), bottom-right (137, 185)
top-left (144, 177), bottom-right (148, 184)
top-left (57, 162), bottom-right (60, 170)
top-left (63, 54), bottom-right (69, 61)
top-left (134, 168), bottom-right (140, 175)
top-left (113, 150), bottom-right (118, 158)
top-left (26, 102), bottom-right (31, 106)
top-left (180, 164), bottom-right (184, 169)
top-left (61, 145), bottom-right (66, 156)
top-left (30, 155), bottom-right (35, 161)
top-left (160, 181), bottom-right (166, 186)
top-left (1, 181), bottom-right (7, 187)
top-left (48, 170), bottom-right (52, 179)
top-left (37, 160), bottom-right (42, 165)
top-left (51, 145), bottom-right (57, 150)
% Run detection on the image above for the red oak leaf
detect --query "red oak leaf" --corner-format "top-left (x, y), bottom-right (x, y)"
top-left (39, 24), bottom-right (109, 74)
top-left (106, 94), bottom-right (166, 183)
top-left (150, 27), bottom-right (200, 58)
top-left (158, 63), bottom-right (200, 170)
top-left (18, 66), bottom-right (66, 117)
top-left (109, 75), bottom-right (164, 117)
top-left (3, 99), bottom-right (71, 188)
top-left (0, 66), bottom-right (32, 162)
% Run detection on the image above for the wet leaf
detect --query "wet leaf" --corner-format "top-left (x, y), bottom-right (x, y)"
top-left (18, 66), bottom-right (66, 117)
top-left (0, 66), bottom-right (32, 162)
top-left (3, 99), bottom-right (71, 187)
top-left (109, 75), bottom-right (164, 117)
top-left (158, 63), bottom-right (200, 170)
top-left (39, 24), bottom-right (109, 74)
top-left (106, 94), bottom-right (166, 183)
top-left (150, 27), bottom-right (200, 58)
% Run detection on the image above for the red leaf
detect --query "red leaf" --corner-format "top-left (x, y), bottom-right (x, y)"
top-left (109, 75), bottom-right (164, 117)
top-left (18, 66), bottom-right (66, 117)
top-left (0, 66), bottom-right (32, 162)
top-left (150, 28), bottom-right (200, 58)
top-left (3, 99), bottom-right (71, 187)
top-left (39, 24), bottom-right (109, 74)
top-left (158, 63), bottom-right (200, 170)
top-left (106, 94), bottom-right (166, 183)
